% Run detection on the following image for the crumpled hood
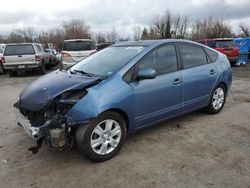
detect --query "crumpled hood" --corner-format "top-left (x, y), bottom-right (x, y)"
top-left (18, 70), bottom-right (103, 111)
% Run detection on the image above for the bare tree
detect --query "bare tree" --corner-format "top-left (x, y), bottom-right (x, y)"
top-left (153, 11), bottom-right (173, 38)
top-left (133, 25), bottom-right (142, 41)
top-left (106, 27), bottom-right (118, 42)
top-left (153, 10), bottom-right (189, 39)
top-left (141, 27), bottom-right (149, 40)
top-left (62, 19), bottom-right (91, 39)
top-left (239, 24), bottom-right (250, 37)
top-left (94, 32), bottom-right (107, 43)
top-left (191, 17), bottom-right (234, 40)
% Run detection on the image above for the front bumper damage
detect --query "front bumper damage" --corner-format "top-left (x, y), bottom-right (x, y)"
top-left (13, 70), bottom-right (105, 152)
top-left (14, 91), bottom-right (91, 151)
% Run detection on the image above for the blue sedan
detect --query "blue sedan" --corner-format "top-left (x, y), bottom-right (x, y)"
top-left (14, 40), bottom-right (232, 161)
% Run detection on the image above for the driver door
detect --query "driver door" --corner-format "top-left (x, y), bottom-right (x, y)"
top-left (130, 44), bottom-right (183, 129)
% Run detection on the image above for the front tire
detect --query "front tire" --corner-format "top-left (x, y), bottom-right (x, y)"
top-left (76, 111), bottom-right (127, 162)
top-left (205, 84), bottom-right (226, 114)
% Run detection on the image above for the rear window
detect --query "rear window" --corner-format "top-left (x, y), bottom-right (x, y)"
top-left (207, 41), bottom-right (216, 48)
top-left (4, 44), bottom-right (35, 56)
top-left (216, 40), bottom-right (236, 48)
top-left (63, 41), bottom-right (94, 51)
top-left (198, 41), bottom-right (205, 45)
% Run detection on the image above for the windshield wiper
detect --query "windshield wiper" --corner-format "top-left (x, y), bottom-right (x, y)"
top-left (70, 70), bottom-right (96, 77)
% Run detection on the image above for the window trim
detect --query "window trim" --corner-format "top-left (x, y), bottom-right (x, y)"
top-left (176, 42), bottom-right (210, 70)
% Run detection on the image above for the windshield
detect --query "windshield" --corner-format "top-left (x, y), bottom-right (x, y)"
top-left (216, 40), bottom-right (236, 48)
top-left (70, 46), bottom-right (146, 76)
top-left (63, 41), bottom-right (94, 51)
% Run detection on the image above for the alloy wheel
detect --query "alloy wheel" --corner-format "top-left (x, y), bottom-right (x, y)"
top-left (90, 119), bottom-right (121, 155)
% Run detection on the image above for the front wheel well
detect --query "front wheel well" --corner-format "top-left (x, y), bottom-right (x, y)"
top-left (103, 109), bottom-right (129, 132)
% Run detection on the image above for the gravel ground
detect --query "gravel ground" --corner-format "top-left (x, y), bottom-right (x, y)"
top-left (0, 65), bottom-right (250, 188)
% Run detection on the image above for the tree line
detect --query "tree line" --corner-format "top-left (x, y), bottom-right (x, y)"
top-left (0, 10), bottom-right (249, 49)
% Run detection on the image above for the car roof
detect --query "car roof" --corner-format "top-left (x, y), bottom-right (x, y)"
top-left (5, 43), bottom-right (42, 46)
top-left (64, 39), bottom-right (92, 42)
top-left (198, 38), bottom-right (234, 41)
top-left (113, 39), bottom-right (196, 47)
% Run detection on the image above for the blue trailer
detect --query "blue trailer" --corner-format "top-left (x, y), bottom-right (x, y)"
top-left (234, 37), bottom-right (250, 66)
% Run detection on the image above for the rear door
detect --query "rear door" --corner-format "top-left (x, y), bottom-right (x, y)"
top-left (177, 43), bottom-right (218, 111)
top-left (4, 44), bottom-right (36, 65)
top-left (130, 44), bottom-right (183, 128)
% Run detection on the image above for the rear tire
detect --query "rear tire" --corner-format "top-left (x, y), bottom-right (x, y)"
top-left (205, 84), bottom-right (226, 114)
top-left (76, 111), bottom-right (127, 162)
top-left (39, 62), bottom-right (46, 75)
top-left (9, 70), bottom-right (17, 77)
top-left (0, 64), bottom-right (4, 75)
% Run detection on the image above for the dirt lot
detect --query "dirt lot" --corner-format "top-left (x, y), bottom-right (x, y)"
top-left (0, 65), bottom-right (250, 188)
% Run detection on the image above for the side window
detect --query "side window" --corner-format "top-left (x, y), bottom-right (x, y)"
top-left (138, 45), bottom-right (178, 76)
top-left (35, 45), bottom-right (40, 52)
top-left (204, 48), bottom-right (218, 63)
top-left (123, 66), bottom-right (135, 83)
top-left (40, 45), bottom-right (45, 52)
top-left (178, 44), bottom-right (207, 69)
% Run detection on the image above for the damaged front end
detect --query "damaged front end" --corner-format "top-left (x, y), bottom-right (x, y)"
top-left (14, 70), bottom-right (104, 151)
top-left (15, 89), bottom-right (88, 150)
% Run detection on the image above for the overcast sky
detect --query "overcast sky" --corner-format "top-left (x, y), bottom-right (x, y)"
top-left (0, 0), bottom-right (250, 37)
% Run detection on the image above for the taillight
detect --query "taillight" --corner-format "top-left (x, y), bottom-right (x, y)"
top-left (35, 55), bottom-right (40, 61)
top-left (61, 51), bottom-right (71, 57)
top-left (89, 51), bottom-right (96, 56)
top-left (1, 57), bottom-right (5, 64)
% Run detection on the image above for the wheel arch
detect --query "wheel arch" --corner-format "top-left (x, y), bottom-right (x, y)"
top-left (102, 108), bottom-right (130, 132)
top-left (218, 82), bottom-right (228, 93)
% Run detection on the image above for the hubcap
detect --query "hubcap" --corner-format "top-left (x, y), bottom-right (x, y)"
top-left (90, 119), bottom-right (121, 155)
top-left (212, 87), bottom-right (224, 110)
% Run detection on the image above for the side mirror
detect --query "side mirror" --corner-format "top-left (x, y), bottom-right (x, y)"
top-left (137, 68), bottom-right (156, 80)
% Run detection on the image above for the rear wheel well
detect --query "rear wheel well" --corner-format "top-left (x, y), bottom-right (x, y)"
top-left (104, 109), bottom-right (129, 132)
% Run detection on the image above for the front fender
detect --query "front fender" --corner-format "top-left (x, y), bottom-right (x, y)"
top-left (65, 75), bottom-right (134, 127)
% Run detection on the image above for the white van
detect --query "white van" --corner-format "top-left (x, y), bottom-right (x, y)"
top-left (61, 39), bottom-right (96, 69)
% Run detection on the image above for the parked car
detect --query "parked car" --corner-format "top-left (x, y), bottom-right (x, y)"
top-left (45, 48), bottom-right (58, 66)
top-left (14, 40), bottom-right (232, 161)
top-left (0, 48), bottom-right (4, 75)
top-left (3, 43), bottom-right (50, 76)
top-left (96, 42), bottom-right (114, 51)
top-left (61, 39), bottom-right (96, 69)
top-left (198, 38), bottom-right (239, 66)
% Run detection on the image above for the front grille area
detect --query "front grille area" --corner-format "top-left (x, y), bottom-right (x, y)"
top-left (19, 108), bottom-right (45, 126)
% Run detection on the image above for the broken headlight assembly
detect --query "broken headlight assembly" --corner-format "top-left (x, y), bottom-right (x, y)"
top-left (42, 89), bottom-right (88, 149)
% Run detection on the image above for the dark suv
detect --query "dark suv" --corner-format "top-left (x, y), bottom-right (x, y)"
top-left (198, 38), bottom-right (239, 66)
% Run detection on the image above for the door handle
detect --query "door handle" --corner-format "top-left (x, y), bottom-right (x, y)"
top-left (210, 69), bottom-right (216, 75)
top-left (173, 78), bottom-right (182, 85)
top-left (18, 55), bottom-right (22, 57)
